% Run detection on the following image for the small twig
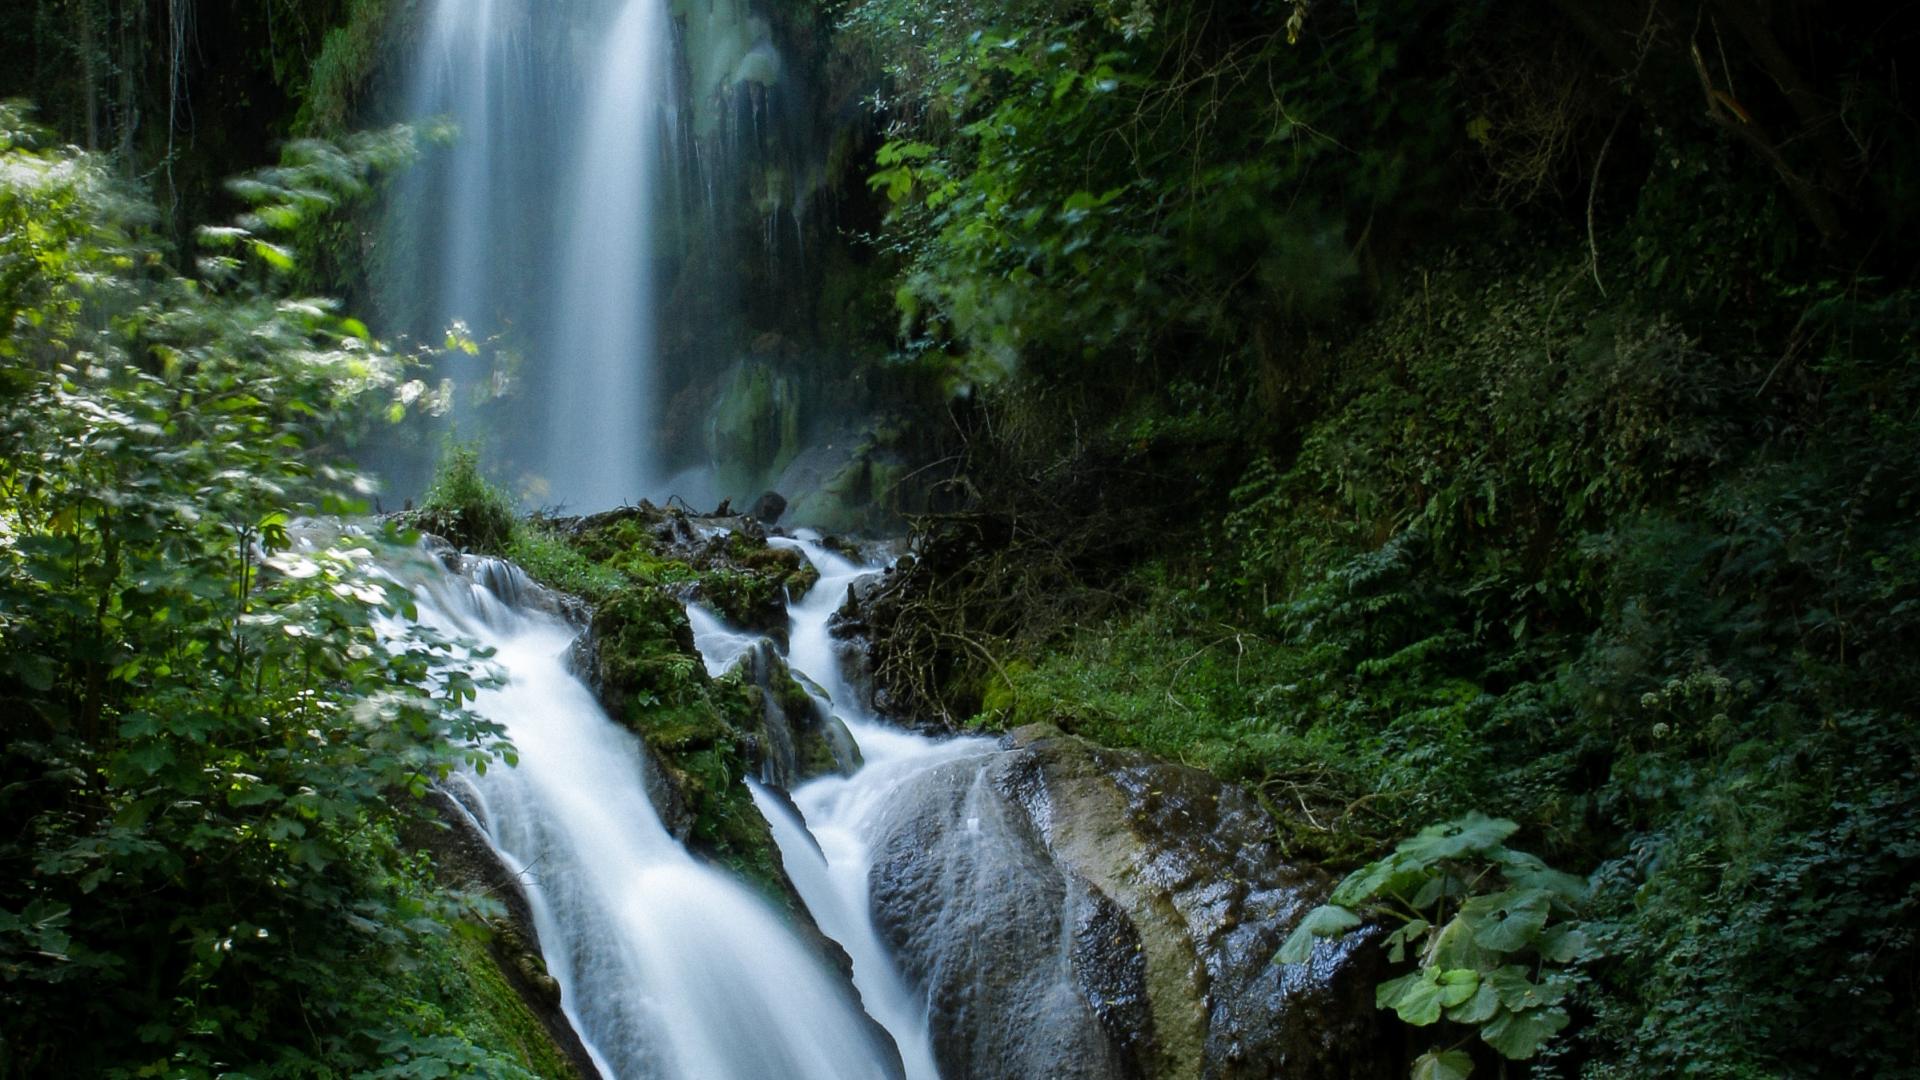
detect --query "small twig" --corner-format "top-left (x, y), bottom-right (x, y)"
top-left (1587, 114), bottom-right (1622, 296)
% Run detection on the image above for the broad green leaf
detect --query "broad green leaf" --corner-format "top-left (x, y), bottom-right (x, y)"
top-left (1395, 813), bottom-right (1519, 864)
top-left (1481, 1005), bottom-right (1570, 1059)
top-left (1412, 1049), bottom-right (1474, 1080)
top-left (1276, 903), bottom-right (1362, 963)
top-left (1495, 848), bottom-right (1589, 903)
top-left (1460, 888), bottom-right (1551, 952)
top-left (1446, 979), bottom-right (1501, 1024)
top-left (121, 740), bottom-right (175, 777)
top-left (1330, 853), bottom-right (1430, 906)
top-left (1487, 966), bottom-right (1575, 1010)
top-left (1411, 872), bottom-right (1459, 909)
top-left (1385, 917), bottom-right (1430, 963)
top-left (1535, 924), bottom-right (1596, 963)
top-left (1429, 914), bottom-right (1498, 970)
top-left (1377, 967), bottom-right (1479, 1025)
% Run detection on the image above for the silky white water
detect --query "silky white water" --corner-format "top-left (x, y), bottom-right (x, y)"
top-left (546, 0), bottom-right (674, 508)
top-left (384, 0), bottom-right (675, 510)
top-left (391, 549), bottom-right (902, 1079)
top-left (689, 535), bottom-right (994, 1080)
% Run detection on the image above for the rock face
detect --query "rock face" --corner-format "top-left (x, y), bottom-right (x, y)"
top-left (737, 639), bottom-right (862, 789)
top-left (408, 788), bottom-right (603, 1080)
top-left (867, 726), bottom-right (1394, 1080)
top-left (750, 489), bottom-right (789, 524)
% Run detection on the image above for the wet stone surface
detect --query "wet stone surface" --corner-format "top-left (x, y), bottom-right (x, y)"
top-left (865, 728), bottom-right (1395, 1080)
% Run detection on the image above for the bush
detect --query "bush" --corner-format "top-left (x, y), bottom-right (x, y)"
top-left (417, 438), bottom-right (519, 552)
top-left (0, 103), bottom-right (540, 1075)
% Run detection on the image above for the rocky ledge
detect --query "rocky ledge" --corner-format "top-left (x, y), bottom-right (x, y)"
top-left (867, 724), bottom-right (1395, 1080)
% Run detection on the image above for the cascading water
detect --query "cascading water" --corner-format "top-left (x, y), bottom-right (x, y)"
top-left (385, 546), bottom-right (905, 1079)
top-left (691, 536), bottom-right (997, 1080)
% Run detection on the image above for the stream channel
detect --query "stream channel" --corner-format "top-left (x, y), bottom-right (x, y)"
top-left (400, 531), bottom-right (1004, 1078)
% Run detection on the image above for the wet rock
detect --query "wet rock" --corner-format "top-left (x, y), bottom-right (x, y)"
top-left (866, 730), bottom-right (1394, 1080)
top-left (870, 756), bottom-right (1143, 1080)
top-left (406, 787), bottom-right (603, 1079)
top-left (738, 639), bottom-right (861, 789)
top-left (750, 489), bottom-right (788, 524)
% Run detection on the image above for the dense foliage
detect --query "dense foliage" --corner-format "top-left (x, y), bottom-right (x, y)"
top-left (0, 106), bottom-right (564, 1076)
top-left (841, 0), bottom-right (1920, 1075)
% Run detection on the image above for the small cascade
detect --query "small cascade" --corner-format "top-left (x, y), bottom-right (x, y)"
top-left (689, 535), bottom-right (994, 1080)
top-left (383, 545), bottom-right (905, 1079)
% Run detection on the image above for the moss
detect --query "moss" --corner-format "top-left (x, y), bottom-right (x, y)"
top-left (707, 360), bottom-right (803, 497)
top-left (592, 586), bottom-right (704, 712)
top-left (669, 669), bottom-right (787, 900)
top-left (505, 524), bottom-right (629, 604)
top-left (568, 514), bottom-right (702, 586)
top-left (297, 0), bottom-right (394, 137)
top-left (502, 506), bottom-right (837, 904)
top-left (443, 931), bottom-right (576, 1080)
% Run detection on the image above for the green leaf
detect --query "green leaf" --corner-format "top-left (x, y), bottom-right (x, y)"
top-left (1330, 853), bottom-right (1430, 906)
top-left (1460, 888), bottom-right (1551, 952)
top-left (1446, 979), bottom-right (1501, 1024)
top-left (121, 740), bottom-right (175, 777)
top-left (1410, 872), bottom-right (1457, 909)
top-left (1494, 848), bottom-right (1589, 903)
top-left (1429, 914), bottom-right (1498, 970)
top-left (1486, 966), bottom-right (1575, 1011)
top-left (1395, 813), bottom-right (1519, 864)
top-left (1481, 1005), bottom-right (1570, 1059)
top-left (1412, 1049), bottom-right (1474, 1080)
top-left (1535, 924), bottom-right (1596, 963)
top-left (1377, 967), bottom-right (1479, 1025)
top-left (1385, 917), bottom-right (1430, 963)
top-left (1277, 903), bottom-right (1362, 963)
top-left (250, 239), bottom-right (296, 271)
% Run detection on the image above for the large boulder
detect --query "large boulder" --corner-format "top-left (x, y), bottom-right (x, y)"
top-left (867, 727), bottom-right (1394, 1080)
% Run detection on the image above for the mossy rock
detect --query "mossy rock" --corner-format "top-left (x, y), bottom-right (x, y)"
top-left (447, 931), bottom-right (577, 1080)
top-left (672, 667), bottom-right (787, 898)
top-left (557, 505), bottom-right (817, 634)
top-left (693, 542), bottom-right (818, 634)
top-left (591, 585), bottom-right (705, 717)
top-left (707, 359), bottom-right (803, 497)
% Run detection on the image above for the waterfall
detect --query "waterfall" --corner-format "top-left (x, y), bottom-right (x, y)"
top-left (385, 547), bottom-right (905, 1079)
top-left (379, 0), bottom-right (826, 513)
top-left (545, 0), bottom-right (672, 508)
top-left (379, 0), bottom-right (540, 499)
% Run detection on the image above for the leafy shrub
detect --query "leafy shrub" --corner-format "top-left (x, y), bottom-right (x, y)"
top-left (1282, 814), bottom-right (1596, 1078)
top-left (417, 438), bottom-right (519, 552)
top-left (0, 103), bottom-right (540, 1075)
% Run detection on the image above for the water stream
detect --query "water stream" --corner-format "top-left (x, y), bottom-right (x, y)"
top-left (389, 547), bottom-right (906, 1079)
top-left (743, 538), bottom-right (995, 1080)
